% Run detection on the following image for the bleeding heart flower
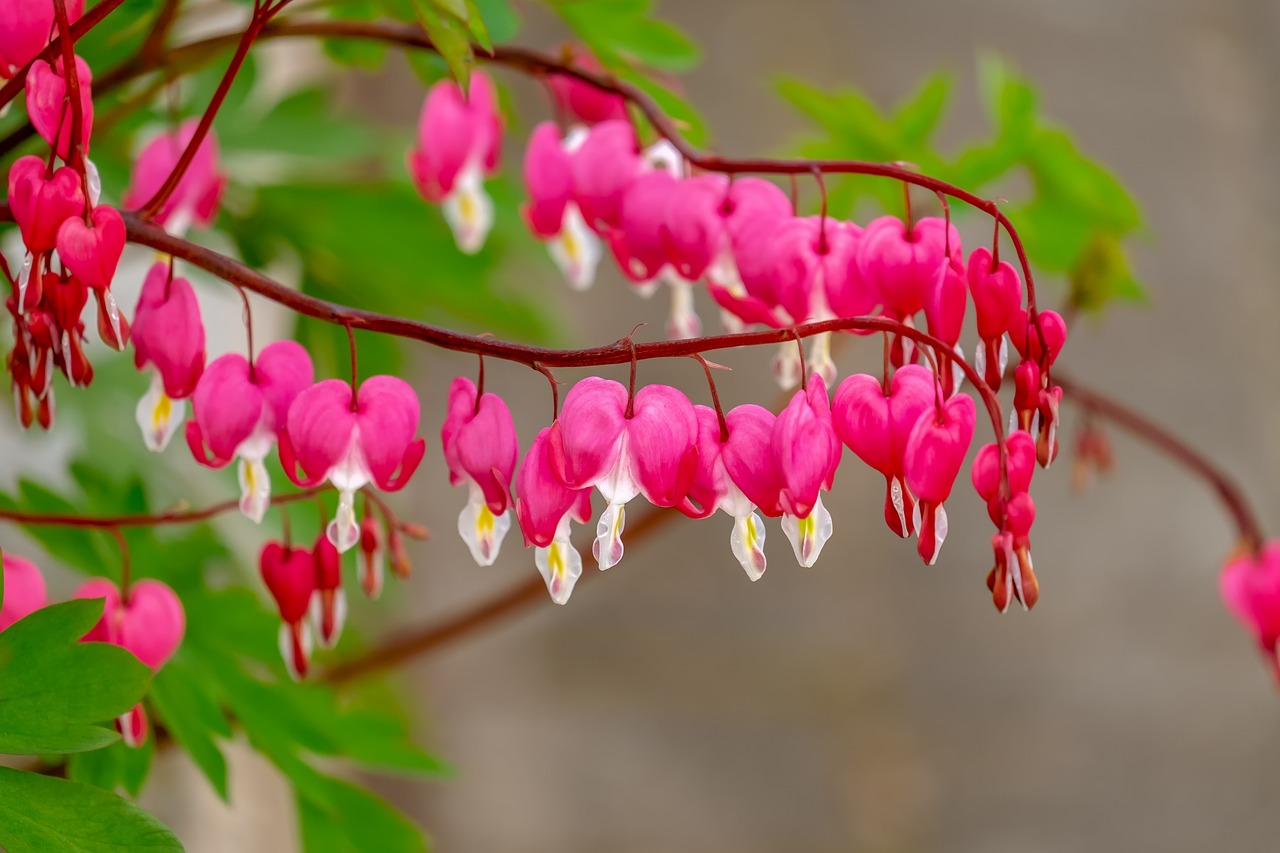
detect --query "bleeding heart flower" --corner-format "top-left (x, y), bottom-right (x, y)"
top-left (0, 553), bottom-right (46, 630)
top-left (1008, 308), bottom-right (1067, 370)
top-left (859, 215), bottom-right (962, 321)
top-left (260, 541), bottom-right (318, 681)
top-left (74, 577), bottom-right (184, 747)
top-left (832, 365), bottom-right (936, 539)
top-left (967, 246), bottom-right (1022, 391)
top-left (772, 375), bottom-right (841, 566)
top-left (25, 55), bottom-right (93, 160)
top-left (132, 262), bottom-right (206, 452)
top-left (441, 376), bottom-right (519, 566)
top-left (311, 531), bottom-right (345, 650)
top-left (680, 405), bottom-right (768, 580)
top-left (984, 491), bottom-right (1039, 613)
top-left (8, 155), bottom-right (84, 253)
top-left (408, 69), bottom-right (502, 254)
top-left (358, 507), bottom-right (385, 600)
top-left (522, 122), bottom-right (601, 290)
top-left (186, 340), bottom-right (314, 522)
top-left (122, 120), bottom-right (225, 234)
top-left (55, 204), bottom-right (124, 291)
top-left (903, 392), bottom-right (976, 565)
top-left (570, 119), bottom-right (642, 235)
top-left (1220, 541), bottom-right (1280, 680)
top-left (0, 0), bottom-right (84, 78)
top-left (546, 49), bottom-right (628, 125)
top-left (971, 429), bottom-right (1037, 525)
top-left (280, 376), bottom-right (426, 553)
top-left (548, 377), bottom-right (698, 570)
top-left (515, 426), bottom-right (594, 604)
top-left (923, 258), bottom-right (968, 395)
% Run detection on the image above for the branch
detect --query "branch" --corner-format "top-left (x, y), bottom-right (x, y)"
top-left (1056, 373), bottom-right (1265, 550)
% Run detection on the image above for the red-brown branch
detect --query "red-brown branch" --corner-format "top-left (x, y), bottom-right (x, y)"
top-left (0, 486), bottom-right (327, 529)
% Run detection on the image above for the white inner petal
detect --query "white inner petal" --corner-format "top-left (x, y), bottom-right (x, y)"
top-left (782, 493), bottom-right (833, 568)
top-left (549, 202), bottom-right (602, 292)
top-left (237, 456), bottom-right (271, 524)
top-left (730, 511), bottom-right (768, 581)
top-left (536, 515), bottom-right (583, 605)
top-left (457, 485), bottom-right (511, 567)
top-left (443, 161), bottom-right (494, 255)
top-left (136, 371), bottom-right (185, 453)
top-left (593, 501), bottom-right (627, 570)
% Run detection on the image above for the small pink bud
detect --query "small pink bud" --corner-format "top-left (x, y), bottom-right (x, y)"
top-left (0, 553), bottom-right (46, 630)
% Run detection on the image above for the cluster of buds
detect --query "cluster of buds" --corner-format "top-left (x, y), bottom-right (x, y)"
top-left (1, 553), bottom-right (184, 747)
top-left (4, 5), bottom-right (224, 435)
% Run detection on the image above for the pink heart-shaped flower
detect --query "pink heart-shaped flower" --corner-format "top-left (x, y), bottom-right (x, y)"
top-left (75, 578), bottom-right (185, 671)
top-left (8, 155), bottom-right (84, 252)
top-left (56, 204), bottom-right (124, 291)
top-left (25, 56), bottom-right (94, 161)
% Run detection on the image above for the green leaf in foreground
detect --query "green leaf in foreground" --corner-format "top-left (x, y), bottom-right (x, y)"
top-left (0, 766), bottom-right (182, 853)
top-left (0, 600), bottom-right (151, 755)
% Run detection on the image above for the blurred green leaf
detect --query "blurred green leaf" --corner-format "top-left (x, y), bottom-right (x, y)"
top-left (1024, 128), bottom-right (1141, 232)
top-left (0, 767), bottom-right (182, 853)
top-left (895, 72), bottom-right (952, 148)
top-left (551, 0), bottom-right (699, 71)
top-left (150, 660), bottom-right (232, 801)
top-left (297, 774), bottom-right (428, 853)
top-left (415, 0), bottom-right (476, 89)
top-left (0, 600), bottom-right (151, 755)
top-left (67, 736), bottom-right (154, 799)
top-left (472, 0), bottom-right (521, 43)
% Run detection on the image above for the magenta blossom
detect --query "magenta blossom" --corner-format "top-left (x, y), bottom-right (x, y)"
top-left (0, 0), bottom-right (83, 79)
top-left (772, 375), bottom-right (841, 566)
top-left (570, 119), bottom-right (643, 236)
top-left (409, 69), bottom-right (501, 253)
top-left (548, 377), bottom-right (698, 569)
top-left (833, 365), bottom-right (935, 539)
top-left (358, 509), bottom-right (385, 601)
top-left (680, 405), bottom-right (768, 580)
top-left (523, 122), bottom-right (602, 290)
top-left (186, 341), bottom-right (314, 523)
top-left (0, 554), bottom-right (46, 630)
top-left (122, 120), bottom-right (225, 234)
top-left (56, 204), bottom-right (124, 292)
top-left (280, 376), bottom-right (426, 553)
top-left (132, 263), bottom-right (206, 452)
top-left (903, 393), bottom-right (976, 565)
top-left (1221, 542), bottom-right (1280, 680)
top-left (311, 531), bottom-right (345, 650)
top-left (967, 246), bottom-right (1023, 391)
top-left (547, 50), bottom-right (628, 125)
top-left (25, 55), bottom-right (93, 161)
top-left (515, 426), bottom-right (594, 604)
top-left (441, 376), bottom-right (520, 566)
top-left (75, 578), bottom-right (184, 747)
top-left (971, 430), bottom-right (1037, 526)
top-left (8, 155), bottom-right (84, 254)
top-left (260, 540), bottom-right (318, 681)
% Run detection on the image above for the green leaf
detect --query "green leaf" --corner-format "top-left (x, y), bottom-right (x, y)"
top-left (297, 774), bottom-right (428, 853)
top-left (463, 0), bottom-right (493, 52)
top-left (149, 660), bottom-right (232, 800)
top-left (415, 1), bottom-right (475, 89)
top-left (0, 767), bottom-right (182, 853)
top-left (551, 0), bottom-right (698, 71)
top-left (0, 600), bottom-right (151, 755)
top-left (67, 737), bottom-right (154, 798)
top-left (618, 67), bottom-right (708, 147)
top-left (1025, 128), bottom-right (1141, 233)
top-left (895, 72), bottom-right (952, 148)
top-left (471, 0), bottom-right (520, 42)
top-left (1070, 232), bottom-right (1147, 311)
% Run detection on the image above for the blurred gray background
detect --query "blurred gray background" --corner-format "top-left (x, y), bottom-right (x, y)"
top-left (136, 1), bottom-right (1280, 850)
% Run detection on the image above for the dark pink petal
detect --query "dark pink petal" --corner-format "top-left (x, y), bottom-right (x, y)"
top-left (549, 376), bottom-right (628, 488)
top-left (522, 121), bottom-right (573, 238)
top-left (681, 405), bottom-right (727, 519)
top-left (0, 0), bottom-right (83, 73)
top-left (260, 542), bottom-right (317, 624)
top-left (610, 169), bottom-right (678, 282)
top-left (1008, 308), bottom-right (1068, 367)
top-left (516, 427), bottom-right (590, 548)
top-left (721, 404), bottom-right (784, 517)
top-left (8, 155), bottom-right (84, 253)
top-left (25, 55), bottom-right (93, 160)
top-left (131, 263), bottom-right (206, 399)
top-left (661, 173), bottom-right (729, 281)
top-left (355, 375), bottom-right (421, 489)
top-left (571, 120), bottom-right (641, 234)
top-left (452, 385), bottom-right (519, 513)
top-left (188, 353), bottom-right (266, 466)
top-left (771, 375), bottom-right (840, 517)
top-left (122, 120), bottom-right (225, 228)
top-left (255, 341), bottom-right (314, 432)
top-left (859, 215), bottom-right (962, 320)
top-left (903, 393), bottom-right (976, 504)
top-left (285, 379), bottom-right (357, 483)
top-left (0, 554), bottom-right (46, 631)
top-left (967, 246), bottom-right (1022, 340)
top-left (114, 580), bottom-right (184, 670)
top-left (628, 384), bottom-right (699, 507)
top-left (56, 204), bottom-right (125, 291)
top-left (547, 51), bottom-right (628, 125)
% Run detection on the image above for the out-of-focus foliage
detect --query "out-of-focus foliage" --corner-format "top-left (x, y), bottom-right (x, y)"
top-left (778, 55), bottom-right (1145, 313)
